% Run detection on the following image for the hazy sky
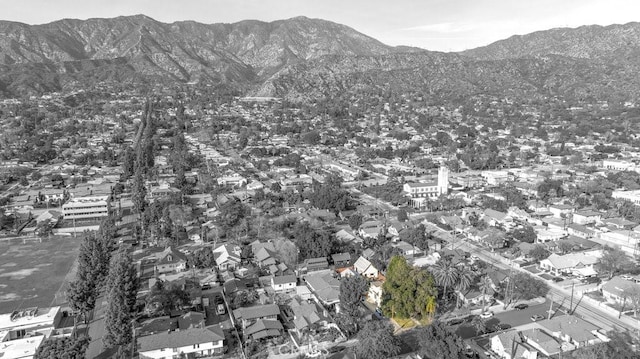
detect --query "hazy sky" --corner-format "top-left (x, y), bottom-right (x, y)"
top-left (4, 0), bottom-right (640, 51)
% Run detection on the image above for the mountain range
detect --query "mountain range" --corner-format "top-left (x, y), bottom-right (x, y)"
top-left (1, 14), bottom-right (640, 102)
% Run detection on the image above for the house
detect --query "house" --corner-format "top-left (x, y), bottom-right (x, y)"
top-left (486, 269), bottom-right (509, 291)
top-left (394, 240), bottom-right (423, 258)
top-left (490, 331), bottom-right (538, 359)
top-left (304, 257), bottom-right (329, 272)
top-left (483, 209), bottom-right (513, 229)
top-left (539, 252), bottom-right (600, 277)
top-left (335, 229), bottom-right (357, 243)
top-left (368, 281), bottom-right (383, 307)
top-left (136, 326), bottom-right (226, 359)
top-left (271, 275), bottom-right (297, 293)
top-left (254, 247), bottom-right (277, 268)
top-left (232, 304), bottom-right (280, 329)
top-left (535, 227), bottom-right (565, 243)
top-left (358, 221), bottom-right (384, 239)
top-left (244, 319), bottom-right (283, 341)
top-left (602, 276), bottom-right (640, 305)
top-left (246, 180), bottom-right (265, 191)
top-left (549, 204), bottom-right (575, 219)
top-left (458, 288), bottom-right (493, 307)
top-left (469, 228), bottom-right (507, 250)
top-left (212, 244), bottom-right (242, 271)
top-left (304, 271), bottom-right (341, 309)
top-left (331, 252), bottom-right (351, 268)
top-left (353, 256), bottom-right (379, 278)
top-left (288, 297), bottom-right (328, 335)
top-left (572, 210), bottom-right (602, 225)
top-left (217, 174), bottom-right (247, 187)
top-left (521, 328), bottom-right (563, 357)
top-left (537, 316), bottom-right (606, 348)
top-left (566, 223), bottom-right (595, 239)
top-left (603, 217), bottom-right (636, 230)
top-left (154, 247), bottom-right (188, 274)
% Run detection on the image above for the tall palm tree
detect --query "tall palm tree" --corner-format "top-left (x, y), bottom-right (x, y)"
top-left (455, 265), bottom-right (474, 308)
top-left (432, 257), bottom-right (458, 302)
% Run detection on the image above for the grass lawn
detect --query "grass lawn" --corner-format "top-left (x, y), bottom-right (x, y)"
top-left (0, 236), bottom-right (83, 312)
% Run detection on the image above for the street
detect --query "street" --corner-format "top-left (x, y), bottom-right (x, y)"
top-left (456, 240), bottom-right (639, 334)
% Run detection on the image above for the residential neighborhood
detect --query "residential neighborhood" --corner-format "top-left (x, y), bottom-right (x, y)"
top-left (1, 72), bottom-right (640, 359)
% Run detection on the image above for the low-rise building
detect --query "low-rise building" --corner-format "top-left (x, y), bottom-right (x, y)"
top-left (62, 195), bottom-right (109, 221)
top-left (136, 326), bottom-right (226, 359)
top-left (271, 275), bottom-right (297, 293)
top-left (602, 276), bottom-right (640, 305)
top-left (539, 251), bottom-right (600, 277)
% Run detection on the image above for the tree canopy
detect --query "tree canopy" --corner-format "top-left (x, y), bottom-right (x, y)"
top-left (354, 321), bottom-right (402, 359)
top-left (382, 256), bottom-right (438, 319)
top-left (416, 320), bottom-right (467, 359)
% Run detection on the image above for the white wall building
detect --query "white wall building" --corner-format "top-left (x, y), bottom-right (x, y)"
top-left (62, 195), bottom-right (109, 221)
top-left (403, 166), bottom-right (449, 208)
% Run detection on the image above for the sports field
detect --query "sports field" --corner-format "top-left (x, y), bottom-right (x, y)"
top-left (0, 236), bottom-right (83, 313)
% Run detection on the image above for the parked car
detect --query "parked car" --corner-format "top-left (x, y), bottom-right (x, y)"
top-left (480, 311), bottom-right (494, 319)
top-left (552, 277), bottom-right (564, 282)
top-left (447, 317), bottom-right (467, 325)
top-left (621, 274), bottom-right (634, 281)
top-left (215, 297), bottom-right (226, 315)
top-left (492, 323), bottom-right (511, 331)
top-left (531, 314), bottom-right (544, 321)
top-left (514, 303), bottom-right (529, 310)
top-left (581, 277), bottom-right (602, 285)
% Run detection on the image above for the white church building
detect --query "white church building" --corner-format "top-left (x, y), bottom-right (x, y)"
top-left (403, 166), bottom-right (449, 208)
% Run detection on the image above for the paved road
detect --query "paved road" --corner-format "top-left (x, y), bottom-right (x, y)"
top-left (454, 239), bottom-right (639, 334)
top-left (492, 300), bottom-right (559, 328)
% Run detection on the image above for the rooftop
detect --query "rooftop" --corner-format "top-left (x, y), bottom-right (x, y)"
top-left (0, 306), bottom-right (60, 332)
top-left (137, 326), bottom-right (224, 352)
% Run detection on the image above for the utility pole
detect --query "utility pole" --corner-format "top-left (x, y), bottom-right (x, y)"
top-left (569, 282), bottom-right (575, 315)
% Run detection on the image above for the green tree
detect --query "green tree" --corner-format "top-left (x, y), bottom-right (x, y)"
top-left (348, 213), bottom-right (363, 230)
top-left (216, 198), bottom-right (250, 235)
top-left (511, 272), bottom-right (549, 301)
top-left (597, 247), bottom-right (634, 279)
top-left (431, 257), bottom-right (458, 301)
top-left (339, 275), bottom-right (368, 320)
top-left (454, 265), bottom-right (474, 308)
top-left (354, 321), bottom-right (401, 359)
top-left (66, 231), bottom-right (112, 324)
top-left (131, 166), bottom-right (147, 214)
top-left (508, 225), bottom-right (537, 243)
top-left (416, 320), bottom-right (466, 359)
top-left (382, 256), bottom-right (437, 319)
top-left (397, 208), bottom-right (408, 222)
top-left (528, 244), bottom-right (550, 262)
top-left (35, 336), bottom-right (90, 359)
top-left (103, 249), bottom-right (138, 348)
top-left (470, 315), bottom-right (487, 335)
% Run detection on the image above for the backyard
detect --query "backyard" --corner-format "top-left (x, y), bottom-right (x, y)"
top-left (0, 235), bottom-right (83, 312)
